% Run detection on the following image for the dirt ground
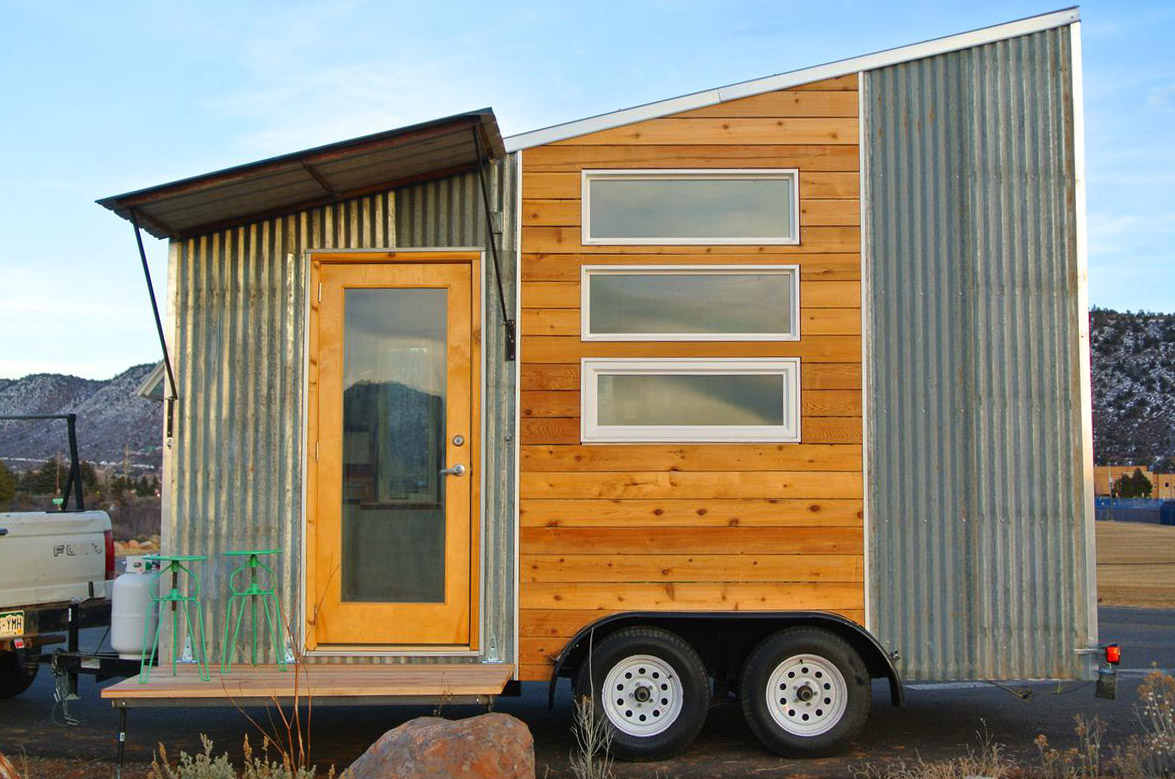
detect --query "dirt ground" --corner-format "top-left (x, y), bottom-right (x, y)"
top-left (1096, 520), bottom-right (1175, 608)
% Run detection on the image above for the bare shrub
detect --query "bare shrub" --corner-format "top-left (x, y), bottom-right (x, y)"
top-left (1114, 670), bottom-right (1175, 778)
top-left (150, 735), bottom-right (234, 779)
top-left (150, 734), bottom-right (332, 779)
top-left (569, 696), bottom-right (614, 779)
top-left (1034, 715), bottom-right (1106, 778)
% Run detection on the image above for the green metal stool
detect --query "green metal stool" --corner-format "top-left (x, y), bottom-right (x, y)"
top-left (220, 549), bottom-right (286, 674)
top-left (140, 554), bottom-right (211, 683)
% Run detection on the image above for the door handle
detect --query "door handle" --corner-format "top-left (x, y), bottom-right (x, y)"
top-left (440, 464), bottom-right (466, 477)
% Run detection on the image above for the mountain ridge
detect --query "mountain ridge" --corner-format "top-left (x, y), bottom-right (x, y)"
top-left (0, 309), bottom-right (1171, 472)
top-left (0, 363), bottom-right (162, 470)
top-left (1091, 307), bottom-right (1175, 468)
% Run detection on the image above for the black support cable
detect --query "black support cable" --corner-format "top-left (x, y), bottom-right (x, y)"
top-left (472, 125), bottom-right (516, 361)
top-left (130, 211), bottom-right (178, 402)
top-left (130, 211), bottom-right (178, 441)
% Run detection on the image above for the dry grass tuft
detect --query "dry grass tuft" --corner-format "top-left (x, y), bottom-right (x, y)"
top-left (853, 726), bottom-right (1018, 779)
top-left (856, 670), bottom-right (1175, 779)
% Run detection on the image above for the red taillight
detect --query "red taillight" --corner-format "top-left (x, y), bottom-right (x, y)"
top-left (1105, 643), bottom-right (1121, 665)
top-left (104, 529), bottom-right (116, 580)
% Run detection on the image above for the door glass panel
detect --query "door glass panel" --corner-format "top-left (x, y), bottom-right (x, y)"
top-left (340, 288), bottom-right (446, 603)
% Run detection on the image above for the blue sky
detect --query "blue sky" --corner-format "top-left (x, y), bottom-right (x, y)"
top-left (0, 0), bottom-right (1171, 379)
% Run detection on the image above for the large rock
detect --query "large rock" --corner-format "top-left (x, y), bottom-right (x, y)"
top-left (346, 713), bottom-right (535, 779)
top-left (0, 752), bottom-right (18, 779)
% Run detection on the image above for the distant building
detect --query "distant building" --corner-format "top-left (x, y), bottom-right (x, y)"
top-left (1094, 465), bottom-right (1175, 499)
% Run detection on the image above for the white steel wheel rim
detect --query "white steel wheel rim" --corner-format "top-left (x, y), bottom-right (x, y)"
top-left (601, 654), bottom-right (685, 737)
top-left (764, 653), bottom-right (848, 737)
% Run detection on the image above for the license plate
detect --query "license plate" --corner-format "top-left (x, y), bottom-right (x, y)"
top-left (0, 611), bottom-right (24, 639)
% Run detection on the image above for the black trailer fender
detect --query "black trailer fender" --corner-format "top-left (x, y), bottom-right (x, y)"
top-left (547, 611), bottom-right (903, 709)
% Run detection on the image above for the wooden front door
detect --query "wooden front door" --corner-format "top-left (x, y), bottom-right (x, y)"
top-left (306, 254), bottom-right (479, 649)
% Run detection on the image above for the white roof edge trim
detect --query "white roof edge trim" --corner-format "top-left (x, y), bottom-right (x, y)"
top-left (504, 7), bottom-right (1079, 152)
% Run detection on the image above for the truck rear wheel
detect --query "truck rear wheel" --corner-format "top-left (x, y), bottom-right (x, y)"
top-left (0, 648), bottom-right (40, 698)
top-left (739, 628), bottom-right (870, 756)
top-left (574, 627), bottom-right (709, 761)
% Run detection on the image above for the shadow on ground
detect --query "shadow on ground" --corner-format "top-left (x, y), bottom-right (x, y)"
top-left (0, 607), bottom-right (1168, 778)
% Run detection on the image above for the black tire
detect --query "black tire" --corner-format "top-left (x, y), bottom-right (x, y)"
top-left (739, 628), bottom-right (870, 757)
top-left (574, 627), bottom-right (710, 761)
top-left (0, 648), bottom-right (40, 698)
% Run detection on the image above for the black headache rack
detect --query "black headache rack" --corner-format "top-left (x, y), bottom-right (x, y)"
top-left (0, 413), bottom-right (85, 511)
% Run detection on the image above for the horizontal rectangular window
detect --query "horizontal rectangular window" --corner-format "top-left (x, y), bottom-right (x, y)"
top-left (582, 169), bottom-right (799, 245)
top-left (582, 265), bottom-right (799, 341)
top-left (581, 358), bottom-right (801, 443)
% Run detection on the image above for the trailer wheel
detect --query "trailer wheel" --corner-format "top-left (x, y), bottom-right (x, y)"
top-left (739, 628), bottom-right (870, 756)
top-left (0, 648), bottom-right (40, 698)
top-left (574, 627), bottom-right (709, 761)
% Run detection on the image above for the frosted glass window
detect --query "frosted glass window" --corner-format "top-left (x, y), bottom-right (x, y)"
top-left (583, 170), bottom-right (798, 244)
top-left (582, 358), bottom-right (800, 443)
top-left (598, 374), bottom-right (785, 426)
top-left (584, 266), bottom-right (798, 340)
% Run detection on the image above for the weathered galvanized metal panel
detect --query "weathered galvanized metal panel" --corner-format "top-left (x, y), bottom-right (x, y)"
top-left (166, 160), bottom-right (517, 667)
top-left (864, 26), bottom-right (1096, 681)
top-left (395, 160), bottom-right (518, 667)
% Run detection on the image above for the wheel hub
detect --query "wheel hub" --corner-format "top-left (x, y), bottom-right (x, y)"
top-left (764, 654), bottom-right (849, 737)
top-left (601, 654), bottom-right (685, 737)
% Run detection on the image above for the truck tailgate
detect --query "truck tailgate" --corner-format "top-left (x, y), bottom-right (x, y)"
top-left (0, 511), bottom-right (112, 609)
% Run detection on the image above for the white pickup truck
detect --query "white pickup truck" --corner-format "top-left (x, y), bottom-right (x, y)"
top-left (0, 509), bottom-right (115, 696)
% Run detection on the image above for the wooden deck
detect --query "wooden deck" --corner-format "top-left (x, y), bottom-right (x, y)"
top-left (101, 663), bottom-right (515, 708)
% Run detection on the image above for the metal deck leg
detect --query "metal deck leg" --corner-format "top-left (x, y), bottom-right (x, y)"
top-left (116, 706), bottom-right (128, 779)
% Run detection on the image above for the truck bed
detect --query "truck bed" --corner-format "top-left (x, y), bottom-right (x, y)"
top-left (0, 511), bottom-right (112, 609)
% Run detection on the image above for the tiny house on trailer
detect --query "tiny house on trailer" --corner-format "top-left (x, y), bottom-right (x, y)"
top-left (96, 8), bottom-right (1108, 759)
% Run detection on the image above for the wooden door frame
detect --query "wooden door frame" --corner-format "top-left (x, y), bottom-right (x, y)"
top-left (302, 249), bottom-right (483, 655)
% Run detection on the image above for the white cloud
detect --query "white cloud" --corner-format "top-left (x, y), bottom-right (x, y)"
top-left (1149, 83), bottom-right (1175, 112)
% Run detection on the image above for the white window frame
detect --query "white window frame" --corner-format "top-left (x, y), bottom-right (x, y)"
top-left (581, 357), bottom-right (802, 443)
top-left (580, 264), bottom-right (801, 342)
top-left (580, 169), bottom-right (801, 246)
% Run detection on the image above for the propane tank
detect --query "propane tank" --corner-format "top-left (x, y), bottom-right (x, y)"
top-left (111, 556), bottom-right (160, 660)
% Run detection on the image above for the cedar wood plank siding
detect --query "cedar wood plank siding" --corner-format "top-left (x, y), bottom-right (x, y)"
top-left (517, 74), bottom-right (863, 681)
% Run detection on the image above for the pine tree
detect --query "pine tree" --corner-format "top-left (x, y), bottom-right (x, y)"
top-left (1131, 468), bottom-right (1153, 499)
top-left (0, 460), bottom-right (15, 505)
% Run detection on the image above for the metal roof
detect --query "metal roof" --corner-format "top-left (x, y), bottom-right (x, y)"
top-left (504, 7), bottom-right (1080, 151)
top-left (99, 109), bottom-right (505, 239)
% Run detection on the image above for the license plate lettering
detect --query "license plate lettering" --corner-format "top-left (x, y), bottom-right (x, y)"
top-left (0, 611), bottom-right (24, 638)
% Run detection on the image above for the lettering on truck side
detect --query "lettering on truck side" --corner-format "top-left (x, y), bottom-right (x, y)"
top-left (51, 543), bottom-right (102, 558)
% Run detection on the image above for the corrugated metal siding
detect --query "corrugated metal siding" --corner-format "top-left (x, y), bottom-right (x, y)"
top-left (166, 161), bottom-right (517, 667)
top-left (864, 26), bottom-right (1095, 681)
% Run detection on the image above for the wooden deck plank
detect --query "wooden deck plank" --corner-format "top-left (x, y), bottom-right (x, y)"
top-left (101, 663), bottom-right (513, 701)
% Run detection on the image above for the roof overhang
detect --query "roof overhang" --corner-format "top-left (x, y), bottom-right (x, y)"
top-left (100, 110), bottom-right (505, 240)
top-left (504, 7), bottom-right (1079, 151)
